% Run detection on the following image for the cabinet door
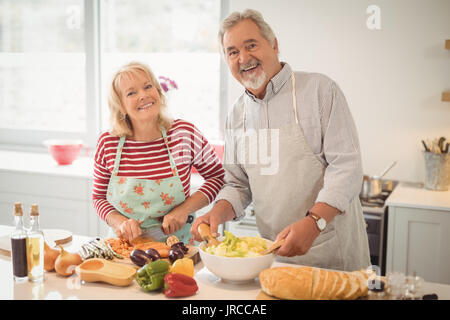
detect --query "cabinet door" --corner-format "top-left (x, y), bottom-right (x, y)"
top-left (387, 206), bottom-right (450, 284)
top-left (0, 171), bottom-right (93, 236)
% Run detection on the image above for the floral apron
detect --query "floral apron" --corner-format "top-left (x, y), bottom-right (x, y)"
top-left (106, 127), bottom-right (194, 243)
top-left (241, 72), bottom-right (370, 271)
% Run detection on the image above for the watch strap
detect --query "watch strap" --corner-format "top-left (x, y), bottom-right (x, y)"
top-left (306, 211), bottom-right (325, 232)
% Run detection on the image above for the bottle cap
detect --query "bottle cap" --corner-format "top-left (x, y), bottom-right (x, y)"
top-left (30, 204), bottom-right (39, 216)
top-left (14, 202), bottom-right (23, 216)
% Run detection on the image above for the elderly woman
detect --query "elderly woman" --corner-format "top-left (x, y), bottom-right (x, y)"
top-left (92, 62), bottom-right (225, 244)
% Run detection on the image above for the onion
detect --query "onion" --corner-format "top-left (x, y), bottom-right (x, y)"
top-left (54, 245), bottom-right (82, 277)
top-left (44, 241), bottom-right (60, 272)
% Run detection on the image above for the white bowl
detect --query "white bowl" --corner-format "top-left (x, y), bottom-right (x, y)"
top-left (198, 237), bottom-right (275, 283)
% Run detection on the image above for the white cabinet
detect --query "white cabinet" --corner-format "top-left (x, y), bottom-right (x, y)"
top-left (386, 184), bottom-right (450, 284)
top-left (0, 171), bottom-right (101, 237)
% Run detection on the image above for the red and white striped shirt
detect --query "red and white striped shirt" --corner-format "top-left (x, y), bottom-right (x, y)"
top-left (92, 119), bottom-right (225, 221)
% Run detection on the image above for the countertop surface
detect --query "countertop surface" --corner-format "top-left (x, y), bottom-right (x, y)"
top-left (1, 226), bottom-right (450, 300)
top-left (0, 149), bottom-right (94, 178)
top-left (386, 182), bottom-right (450, 212)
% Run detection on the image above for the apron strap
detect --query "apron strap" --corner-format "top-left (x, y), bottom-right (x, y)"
top-left (291, 73), bottom-right (299, 124)
top-left (112, 136), bottom-right (126, 176)
top-left (112, 129), bottom-right (179, 177)
top-left (161, 127), bottom-right (179, 177)
top-left (243, 72), bottom-right (299, 132)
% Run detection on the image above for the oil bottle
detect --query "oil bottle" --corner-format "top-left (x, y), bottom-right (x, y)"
top-left (10, 202), bottom-right (28, 282)
top-left (26, 204), bottom-right (44, 282)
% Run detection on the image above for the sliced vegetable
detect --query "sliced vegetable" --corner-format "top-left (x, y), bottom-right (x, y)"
top-left (164, 273), bottom-right (198, 298)
top-left (136, 260), bottom-right (169, 292)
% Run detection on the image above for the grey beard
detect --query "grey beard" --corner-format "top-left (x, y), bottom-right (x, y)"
top-left (241, 71), bottom-right (267, 90)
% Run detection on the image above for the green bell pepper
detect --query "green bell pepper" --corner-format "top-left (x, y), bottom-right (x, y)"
top-left (136, 260), bottom-right (169, 292)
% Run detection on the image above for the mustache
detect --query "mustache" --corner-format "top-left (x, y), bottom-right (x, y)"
top-left (239, 59), bottom-right (262, 72)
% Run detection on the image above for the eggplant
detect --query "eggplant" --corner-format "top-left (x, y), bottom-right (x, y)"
top-left (145, 248), bottom-right (161, 261)
top-left (130, 249), bottom-right (151, 267)
top-left (169, 247), bottom-right (184, 263)
top-left (171, 242), bottom-right (188, 254)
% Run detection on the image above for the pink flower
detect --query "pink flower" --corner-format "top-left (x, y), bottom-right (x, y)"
top-left (158, 76), bottom-right (178, 92)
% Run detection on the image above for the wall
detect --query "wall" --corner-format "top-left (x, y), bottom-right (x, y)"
top-left (225, 0), bottom-right (450, 183)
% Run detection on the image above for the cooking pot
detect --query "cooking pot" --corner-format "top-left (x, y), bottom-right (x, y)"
top-left (360, 161), bottom-right (397, 198)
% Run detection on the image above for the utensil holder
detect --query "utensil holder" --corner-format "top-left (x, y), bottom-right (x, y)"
top-left (423, 152), bottom-right (450, 191)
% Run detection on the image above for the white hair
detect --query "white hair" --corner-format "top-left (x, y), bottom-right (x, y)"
top-left (218, 9), bottom-right (276, 52)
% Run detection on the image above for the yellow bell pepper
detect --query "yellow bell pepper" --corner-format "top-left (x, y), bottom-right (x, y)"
top-left (170, 258), bottom-right (194, 278)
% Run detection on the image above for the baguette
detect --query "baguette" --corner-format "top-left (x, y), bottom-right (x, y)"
top-left (259, 266), bottom-right (314, 300)
top-left (320, 271), bottom-right (337, 300)
top-left (259, 266), bottom-right (370, 300)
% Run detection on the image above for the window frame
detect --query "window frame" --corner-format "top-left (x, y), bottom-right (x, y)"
top-left (0, 0), bottom-right (228, 153)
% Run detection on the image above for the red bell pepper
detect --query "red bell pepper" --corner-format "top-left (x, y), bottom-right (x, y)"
top-left (164, 273), bottom-right (198, 298)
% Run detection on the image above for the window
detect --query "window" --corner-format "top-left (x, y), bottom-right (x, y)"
top-left (100, 0), bottom-right (222, 141)
top-left (0, 0), bottom-right (225, 149)
top-left (0, 0), bottom-right (86, 146)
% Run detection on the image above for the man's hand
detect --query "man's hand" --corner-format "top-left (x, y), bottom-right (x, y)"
top-left (190, 200), bottom-right (236, 242)
top-left (274, 217), bottom-right (321, 257)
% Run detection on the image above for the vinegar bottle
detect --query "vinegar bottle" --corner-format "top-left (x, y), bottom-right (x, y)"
top-left (26, 204), bottom-right (44, 282)
top-left (10, 202), bottom-right (28, 282)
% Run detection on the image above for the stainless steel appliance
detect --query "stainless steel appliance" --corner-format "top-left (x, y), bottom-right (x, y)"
top-left (360, 179), bottom-right (398, 276)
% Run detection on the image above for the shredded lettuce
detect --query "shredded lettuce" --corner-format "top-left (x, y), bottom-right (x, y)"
top-left (204, 231), bottom-right (268, 257)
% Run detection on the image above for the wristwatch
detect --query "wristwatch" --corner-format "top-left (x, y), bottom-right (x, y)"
top-left (306, 212), bottom-right (327, 232)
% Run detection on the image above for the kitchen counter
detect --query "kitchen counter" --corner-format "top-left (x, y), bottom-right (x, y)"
top-left (1, 226), bottom-right (450, 300)
top-left (385, 182), bottom-right (450, 212)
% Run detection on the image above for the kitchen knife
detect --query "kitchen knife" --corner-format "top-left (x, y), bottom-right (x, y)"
top-left (130, 226), bottom-right (167, 245)
top-left (130, 215), bottom-right (194, 245)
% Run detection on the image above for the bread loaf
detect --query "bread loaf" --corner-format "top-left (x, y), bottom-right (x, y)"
top-left (259, 267), bottom-right (313, 300)
top-left (259, 266), bottom-right (372, 300)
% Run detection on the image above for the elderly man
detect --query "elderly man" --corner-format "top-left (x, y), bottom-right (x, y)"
top-left (191, 9), bottom-right (370, 271)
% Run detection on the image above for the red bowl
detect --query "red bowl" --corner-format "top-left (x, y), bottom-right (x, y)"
top-left (43, 139), bottom-right (84, 165)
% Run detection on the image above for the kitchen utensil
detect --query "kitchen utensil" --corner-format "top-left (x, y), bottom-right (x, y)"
top-left (261, 239), bottom-right (285, 255)
top-left (43, 139), bottom-right (89, 165)
top-left (423, 152), bottom-right (450, 191)
top-left (360, 161), bottom-right (397, 199)
top-left (438, 137), bottom-right (446, 153)
top-left (422, 140), bottom-right (430, 152)
top-left (75, 258), bottom-right (137, 286)
top-left (373, 161), bottom-right (397, 180)
top-left (197, 223), bottom-right (221, 247)
top-left (130, 226), bottom-right (166, 246)
top-left (198, 236), bottom-right (274, 282)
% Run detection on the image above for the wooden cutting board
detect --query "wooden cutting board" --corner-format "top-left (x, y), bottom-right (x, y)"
top-left (0, 229), bottom-right (72, 257)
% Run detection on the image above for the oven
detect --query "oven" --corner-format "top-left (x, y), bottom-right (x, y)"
top-left (362, 206), bottom-right (388, 275)
top-left (360, 179), bottom-right (398, 276)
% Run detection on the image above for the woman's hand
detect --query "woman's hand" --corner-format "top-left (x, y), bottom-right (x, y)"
top-left (107, 211), bottom-right (143, 243)
top-left (274, 217), bottom-right (320, 257)
top-left (162, 207), bottom-right (189, 235)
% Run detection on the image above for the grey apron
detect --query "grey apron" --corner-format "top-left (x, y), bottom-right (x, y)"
top-left (242, 73), bottom-right (370, 271)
